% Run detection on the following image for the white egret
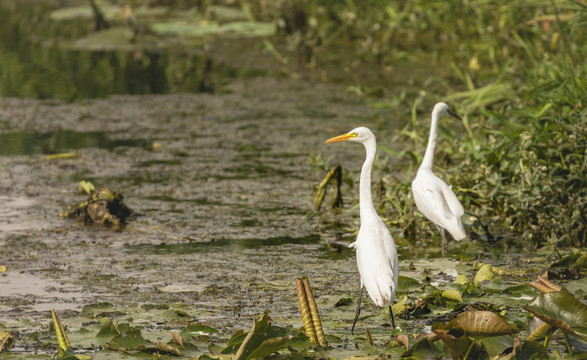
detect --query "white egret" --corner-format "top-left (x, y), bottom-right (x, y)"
top-left (411, 102), bottom-right (466, 257)
top-left (325, 127), bottom-right (398, 334)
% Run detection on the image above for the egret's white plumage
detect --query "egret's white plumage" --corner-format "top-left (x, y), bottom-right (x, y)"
top-left (325, 127), bottom-right (398, 333)
top-left (412, 102), bottom-right (466, 257)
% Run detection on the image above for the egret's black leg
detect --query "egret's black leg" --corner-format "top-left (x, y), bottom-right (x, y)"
top-left (351, 285), bottom-right (364, 334)
top-left (388, 305), bottom-right (396, 329)
top-left (437, 226), bottom-right (447, 258)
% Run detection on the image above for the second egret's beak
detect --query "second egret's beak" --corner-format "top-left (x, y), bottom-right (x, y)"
top-left (447, 109), bottom-right (463, 121)
top-left (325, 132), bottom-right (357, 144)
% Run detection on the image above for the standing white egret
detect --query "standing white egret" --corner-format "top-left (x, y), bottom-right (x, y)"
top-left (411, 102), bottom-right (466, 258)
top-left (325, 127), bottom-right (398, 334)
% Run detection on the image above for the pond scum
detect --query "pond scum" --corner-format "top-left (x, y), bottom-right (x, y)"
top-left (0, 0), bottom-right (585, 359)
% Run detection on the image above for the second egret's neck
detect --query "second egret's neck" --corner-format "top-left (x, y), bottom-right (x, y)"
top-left (359, 138), bottom-right (378, 223)
top-left (420, 110), bottom-right (440, 170)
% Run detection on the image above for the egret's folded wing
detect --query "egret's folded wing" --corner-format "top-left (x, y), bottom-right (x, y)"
top-left (439, 182), bottom-right (464, 218)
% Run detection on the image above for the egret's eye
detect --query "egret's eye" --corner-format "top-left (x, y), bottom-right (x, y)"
top-left (353, 132), bottom-right (358, 137)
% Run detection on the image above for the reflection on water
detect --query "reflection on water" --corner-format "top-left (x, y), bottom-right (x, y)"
top-left (127, 234), bottom-right (323, 254)
top-left (0, 130), bottom-right (149, 155)
top-left (0, 1), bottom-right (237, 100)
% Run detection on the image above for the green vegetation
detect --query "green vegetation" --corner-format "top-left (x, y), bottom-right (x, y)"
top-left (295, 0), bottom-right (586, 248)
top-left (2, 260), bottom-right (585, 359)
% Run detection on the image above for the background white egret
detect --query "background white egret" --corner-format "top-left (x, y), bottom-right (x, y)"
top-left (411, 102), bottom-right (466, 257)
top-left (325, 127), bottom-right (399, 334)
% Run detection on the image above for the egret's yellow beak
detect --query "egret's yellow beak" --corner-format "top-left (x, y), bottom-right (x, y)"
top-left (325, 132), bottom-right (356, 144)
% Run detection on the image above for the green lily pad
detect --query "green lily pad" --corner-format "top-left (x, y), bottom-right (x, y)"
top-left (50, 5), bottom-right (120, 21)
top-left (151, 20), bottom-right (275, 38)
top-left (456, 274), bottom-right (471, 285)
top-left (107, 328), bottom-right (150, 351)
top-left (474, 264), bottom-right (495, 287)
top-left (522, 292), bottom-right (587, 340)
top-left (68, 27), bottom-right (136, 52)
top-left (476, 334), bottom-right (514, 356)
top-left (179, 324), bottom-right (219, 339)
top-left (441, 289), bottom-right (463, 303)
top-left (397, 275), bottom-right (421, 295)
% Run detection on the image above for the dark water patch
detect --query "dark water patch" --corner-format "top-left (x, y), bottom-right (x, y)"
top-left (144, 195), bottom-right (223, 206)
top-left (126, 234), bottom-right (322, 254)
top-left (228, 163), bottom-right (295, 175)
top-left (135, 159), bottom-right (183, 168)
top-left (233, 218), bottom-right (261, 227)
top-left (0, 130), bottom-right (149, 155)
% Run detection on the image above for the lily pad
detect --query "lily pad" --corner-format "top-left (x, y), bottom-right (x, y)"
top-left (106, 328), bottom-right (150, 351)
top-left (441, 289), bottom-right (463, 303)
top-left (449, 311), bottom-right (518, 339)
top-left (522, 292), bottom-right (587, 340)
top-left (397, 275), bottom-right (421, 295)
top-left (474, 264), bottom-right (495, 287)
top-left (50, 5), bottom-right (120, 21)
top-left (179, 324), bottom-right (219, 338)
top-left (68, 28), bottom-right (136, 52)
top-left (151, 20), bottom-right (275, 38)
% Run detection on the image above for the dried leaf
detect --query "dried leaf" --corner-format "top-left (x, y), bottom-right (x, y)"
top-left (395, 334), bottom-right (409, 350)
top-left (171, 331), bottom-right (184, 348)
top-left (0, 331), bottom-right (14, 353)
top-left (451, 311), bottom-right (518, 338)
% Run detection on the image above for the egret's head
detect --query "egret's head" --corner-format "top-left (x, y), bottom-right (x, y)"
top-left (325, 127), bottom-right (375, 144)
top-left (433, 102), bottom-right (462, 120)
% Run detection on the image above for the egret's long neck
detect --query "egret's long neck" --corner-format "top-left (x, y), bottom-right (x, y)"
top-left (420, 110), bottom-right (439, 170)
top-left (359, 139), bottom-right (378, 223)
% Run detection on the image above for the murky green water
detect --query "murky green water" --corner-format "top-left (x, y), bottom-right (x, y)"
top-left (0, 1), bottom-right (579, 359)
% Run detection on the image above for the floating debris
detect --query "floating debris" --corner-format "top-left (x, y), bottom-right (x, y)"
top-left (59, 187), bottom-right (135, 230)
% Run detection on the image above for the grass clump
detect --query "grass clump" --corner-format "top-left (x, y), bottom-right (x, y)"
top-left (377, 1), bottom-right (586, 248)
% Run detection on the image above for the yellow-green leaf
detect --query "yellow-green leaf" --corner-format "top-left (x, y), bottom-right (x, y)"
top-left (474, 264), bottom-right (495, 287)
top-left (456, 274), bottom-right (470, 285)
top-left (442, 289), bottom-right (463, 302)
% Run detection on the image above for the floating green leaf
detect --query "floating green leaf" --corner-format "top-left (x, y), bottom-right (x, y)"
top-left (179, 324), bottom-right (219, 338)
top-left (397, 275), bottom-right (421, 294)
top-left (523, 292), bottom-right (587, 340)
top-left (441, 289), bottom-right (463, 302)
top-left (474, 264), bottom-right (495, 287)
top-left (106, 328), bottom-right (150, 351)
top-left (151, 20), bottom-right (275, 38)
top-left (456, 274), bottom-right (470, 285)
